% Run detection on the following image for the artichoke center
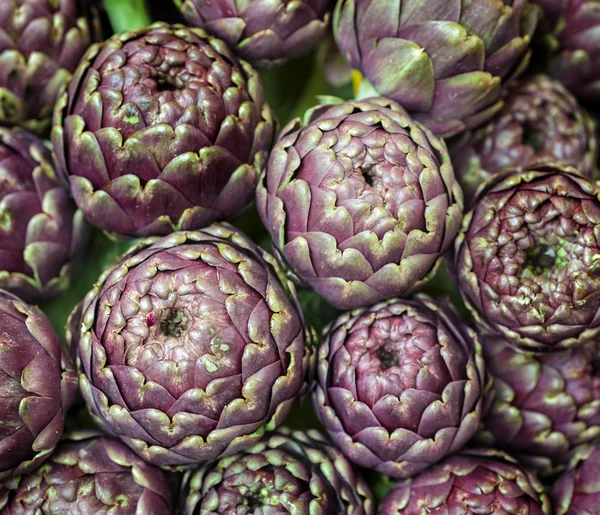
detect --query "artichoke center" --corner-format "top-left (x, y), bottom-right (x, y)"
top-left (525, 244), bottom-right (558, 272)
top-left (158, 308), bottom-right (189, 337)
top-left (376, 348), bottom-right (400, 370)
top-left (522, 127), bottom-right (545, 153)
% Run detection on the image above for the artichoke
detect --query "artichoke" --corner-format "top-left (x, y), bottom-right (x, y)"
top-left (455, 165), bottom-right (600, 352)
top-left (0, 0), bottom-right (99, 134)
top-left (0, 290), bottom-right (78, 481)
top-left (0, 127), bottom-right (88, 303)
top-left (2, 431), bottom-right (173, 514)
top-left (313, 296), bottom-right (487, 479)
top-left (52, 22), bottom-right (275, 238)
top-left (333, 0), bottom-right (539, 137)
top-left (477, 335), bottom-right (600, 475)
top-left (552, 443), bottom-right (600, 514)
top-left (257, 97), bottom-right (463, 311)
top-left (181, 427), bottom-right (374, 514)
top-left (450, 74), bottom-right (598, 205)
top-left (379, 449), bottom-right (552, 514)
top-left (73, 223), bottom-right (313, 469)
top-left (175, 0), bottom-right (333, 68)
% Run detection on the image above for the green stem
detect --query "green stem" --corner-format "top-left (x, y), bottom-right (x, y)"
top-left (103, 0), bottom-right (152, 33)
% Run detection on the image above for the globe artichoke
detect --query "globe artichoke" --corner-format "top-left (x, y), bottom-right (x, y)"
top-left (450, 74), bottom-right (598, 205)
top-left (0, 290), bottom-right (78, 481)
top-left (0, 127), bottom-right (88, 303)
top-left (477, 335), bottom-right (600, 475)
top-left (552, 443), bottom-right (600, 515)
top-left (333, 0), bottom-right (539, 137)
top-left (313, 296), bottom-right (487, 479)
top-left (73, 223), bottom-right (313, 469)
top-left (181, 427), bottom-right (375, 514)
top-left (257, 97), bottom-right (463, 311)
top-left (0, 0), bottom-right (99, 134)
top-left (2, 431), bottom-right (173, 514)
top-left (455, 165), bottom-right (600, 352)
top-left (175, 0), bottom-right (333, 68)
top-left (379, 449), bottom-right (552, 514)
top-left (52, 22), bottom-right (275, 238)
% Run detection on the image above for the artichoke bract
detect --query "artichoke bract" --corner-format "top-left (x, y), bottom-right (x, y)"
top-left (455, 165), bottom-right (600, 352)
top-left (0, 290), bottom-right (78, 481)
top-left (333, 0), bottom-right (539, 137)
top-left (52, 22), bottom-right (275, 238)
top-left (451, 74), bottom-right (598, 205)
top-left (379, 449), bottom-right (552, 514)
top-left (0, 0), bottom-right (98, 134)
top-left (552, 443), bottom-right (600, 514)
top-left (478, 335), bottom-right (600, 475)
top-left (181, 427), bottom-right (374, 514)
top-left (74, 224), bottom-right (312, 469)
top-left (175, 0), bottom-right (333, 68)
top-left (0, 127), bottom-right (88, 303)
top-left (257, 98), bottom-right (463, 311)
top-left (313, 296), bottom-right (487, 479)
top-left (3, 431), bottom-right (173, 514)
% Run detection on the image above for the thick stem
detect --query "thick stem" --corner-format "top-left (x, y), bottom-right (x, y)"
top-left (103, 0), bottom-right (152, 33)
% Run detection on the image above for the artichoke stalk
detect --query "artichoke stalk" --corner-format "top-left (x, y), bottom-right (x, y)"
top-left (450, 74), bottom-right (598, 205)
top-left (0, 290), bottom-right (78, 481)
top-left (257, 97), bottom-right (463, 310)
top-left (333, 0), bottom-right (539, 137)
top-left (314, 296), bottom-right (488, 479)
top-left (72, 224), bottom-right (313, 469)
top-left (2, 431), bottom-right (173, 514)
top-left (455, 165), bottom-right (600, 352)
top-left (0, 127), bottom-right (88, 303)
top-left (181, 427), bottom-right (375, 514)
top-left (52, 22), bottom-right (275, 238)
top-left (380, 449), bottom-right (552, 514)
top-left (0, 0), bottom-right (99, 134)
top-left (175, 0), bottom-right (334, 68)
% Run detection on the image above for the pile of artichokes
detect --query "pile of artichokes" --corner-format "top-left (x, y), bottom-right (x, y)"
top-left (1, 0), bottom-right (599, 513)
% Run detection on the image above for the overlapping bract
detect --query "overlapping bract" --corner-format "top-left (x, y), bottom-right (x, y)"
top-left (478, 335), bottom-right (600, 475)
top-left (455, 166), bottom-right (600, 352)
top-left (0, 127), bottom-right (88, 303)
top-left (314, 296), bottom-right (487, 479)
top-left (0, 290), bottom-right (78, 481)
top-left (181, 427), bottom-right (374, 514)
top-left (379, 449), bottom-right (552, 514)
top-left (257, 97), bottom-right (463, 310)
top-left (73, 224), bottom-right (312, 468)
top-left (333, 0), bottom-right (539, 137)
top-left (176, 0), bottom-right (333, 68)
top-left (3, 432), bottom-right (173, 514)
top-left (0, 0), bottom-right (99, 134)
top-left (52, 22), bottom-right (275, 238)
top-left (552, 443), bottom-right (600, 514)
top-left (450, 74), bottom-right (598, 205)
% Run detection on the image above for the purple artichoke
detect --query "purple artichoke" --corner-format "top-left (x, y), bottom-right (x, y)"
top-left (455, 165), bottom-right (600, 352)
top-left (333, 0), bottom-right (539, 137)
top-left (0, 0), bottom-right (99, 134)
top-left (257, 97), bottom-right (463, 311)
top-left (52, 22), bottom-right (275, 238)
top-left (0, 290), bottom-right (78, 481)
top-left (0, 127), bottom-right (88, 303)
top-left (3, 431), bottom-right (173, 514)
top-left (313, 296), bottom-right (487, 479)
top-left (450, 74), bottom-right (598, 205)
top-left (552, 443), bottom-right (600, 514)
top-left (478, 335), bottom-right (600, 475)
top-left (181, 427), bottom-right (375, 514)
top-left (175, 0), bottom-right (333, 68)
top-left (73, 223), bottom-right (313, 469)
top-left (380, 449), bottom-right (552, 514)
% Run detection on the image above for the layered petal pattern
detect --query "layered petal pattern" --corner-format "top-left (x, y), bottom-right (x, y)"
top-left (257, 97), bottom-right (463, 310)
top-left (52, 22), bottom-right (275, 237)
top-left (313, 296), bottom-right (487, 479)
